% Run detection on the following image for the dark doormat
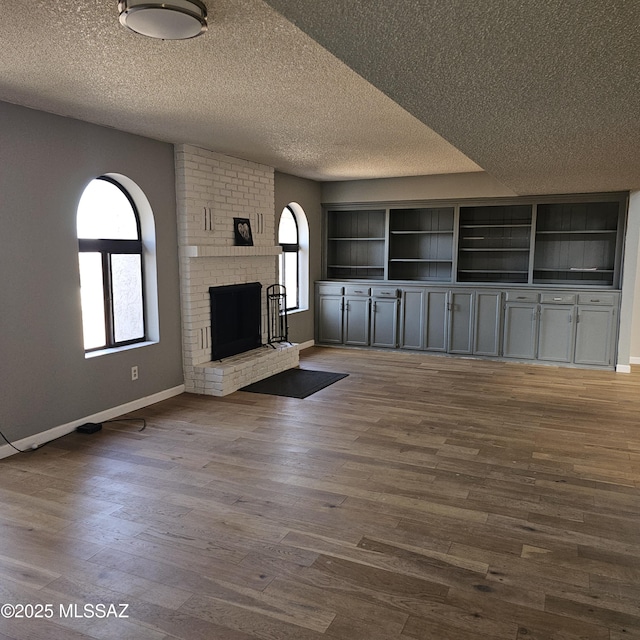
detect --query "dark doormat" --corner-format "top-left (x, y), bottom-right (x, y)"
top-left (241, 368), bottom-right (348, 399)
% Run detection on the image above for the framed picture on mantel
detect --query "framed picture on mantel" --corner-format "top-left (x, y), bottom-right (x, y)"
top-left (233, 217), bottom-right (253, 246)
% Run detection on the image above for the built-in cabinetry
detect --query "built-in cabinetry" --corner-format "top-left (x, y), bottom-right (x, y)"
top-left (320, 193), bottom-right (626, 370)
top-left (324, 194), bottom-right (626, 287)
top-left (370, 288), bottom-right (400, 348)
top-left (501, 291), bottom-right (618, 367)
top-left (317, 284), bottom-right (400, 349)
top-left (317, 284), bottom-right (343, 344)
top-left (473, 291), bottom-right (504, 356)
top-left (399, 288), bottom-right (502, 357)
top-left (317, 283), bottom-right (619, 369)
top-left (574, 294), bottom-right (618, 366)
top-left (502, 291), bottom-right (539, 360)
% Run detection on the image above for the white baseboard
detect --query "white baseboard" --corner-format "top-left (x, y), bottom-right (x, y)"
top-left (297, 340), bottom-right (315, 350)
top-left (629, 357), bottom-right (640, 365)
top-left (0, 385), bottom-right (185, 460)
top-left (616, 364), bottom-right (632, 373)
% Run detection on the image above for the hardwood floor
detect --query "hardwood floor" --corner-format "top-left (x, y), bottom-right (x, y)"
top-left (2, 347), bottom-right (640, 639)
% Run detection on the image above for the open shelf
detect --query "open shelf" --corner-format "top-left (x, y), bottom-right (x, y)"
top-left (390, 258), bottom-right (452, 262)
top-left (391, 230), bottom-right (452, 235)
top-left (459, 248), bottom-right (529, 252)
top-left (458, 270), bottom-right (529, 284)
top-left (536, 230), bottom-right (617, 235)
top-left (389, 261), bottom-right (453, 281)
top-left (533, 201), bottom-right (619, 286)
top-left (328, 237), bottom-right (386, 241)
top-left (536, 201), bottom-right (619, 232)
top-left (328, 266), bottom-right (384, 279)
top-left (460, 224), bottom-right (532, 229)
top-left (457, 204), bottom-right (532, 283)
top-left (326, 209), bottom-right (386, 280)
top-left (388, 207), bottom-right (454, 281)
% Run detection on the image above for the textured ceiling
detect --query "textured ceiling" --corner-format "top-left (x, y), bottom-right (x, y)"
top-left (0, 0), bottom-right (480, 182)
top-left (1, 1), bottom-right (638, 193)
top-left (262, 0), bottom-right (640, 194)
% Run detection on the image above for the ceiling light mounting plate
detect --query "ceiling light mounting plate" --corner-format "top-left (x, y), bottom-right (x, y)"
top-left (118, 0), bottom-right (208, 40)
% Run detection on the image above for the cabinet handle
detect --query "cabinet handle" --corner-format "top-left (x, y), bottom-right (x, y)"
top-left (353, 289), bottom-right (365, 294)
top-left (553, 297), bottom-right (562, 301)
top-left (591, 299), bottom-right (600, 303)
top-left (517, 296), bottom-right (527, 300)
top-left (576, 313), bottom-right (580, 323)
top-left (568, 314), bottom-right (572, 323)
top-left (373, 301), bottom-right (377, 312)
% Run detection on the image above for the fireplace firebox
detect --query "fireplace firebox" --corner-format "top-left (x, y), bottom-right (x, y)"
top-left (209, 282), bottom-right (262, 360)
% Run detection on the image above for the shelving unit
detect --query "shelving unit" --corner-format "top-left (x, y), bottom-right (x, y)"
top-left (319, 194), bottom-right (627, 372)
top-left (388, 207), bottom-right (454, 281)
top-left (323, 194), bottom-right (625, 289)
top-left (457, 205), bottom-right (532, 283)
top-left (326, 209), bottom-right (385, 279)
top-left (533, 201), bottom-right (620, 286)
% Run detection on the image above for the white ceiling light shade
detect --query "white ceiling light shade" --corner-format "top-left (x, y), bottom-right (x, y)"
top-left (118, 0), bottom-right (208, 40)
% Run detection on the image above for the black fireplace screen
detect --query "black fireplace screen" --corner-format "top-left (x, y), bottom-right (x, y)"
top-left (266, 284), bottom-right (289, 346)
top-left (209, 282), bottom-right (262, 360)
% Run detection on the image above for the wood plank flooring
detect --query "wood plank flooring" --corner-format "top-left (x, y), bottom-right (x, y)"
top-left (2, 347), bottom-right (640, 639)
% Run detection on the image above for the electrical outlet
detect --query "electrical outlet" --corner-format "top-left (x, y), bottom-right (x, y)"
top-left (131, 365), bottom-right (139, 381)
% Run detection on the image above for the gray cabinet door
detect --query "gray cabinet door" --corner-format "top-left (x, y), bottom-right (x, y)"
top-left (448, 291), bottom-right (474, 354)
top-left (574, 305), bottom-right (615, 366)
top-left (371, 298), bottom-right (398, 348)
top-left (538, 304), bottom-right (575, 362)
top-left (400, 288), bottom-right (425, 350)
top-left (317, 295), bottom-right (343, 344)
top-left (344, 296), bottom-right (370, 346)
top-left (474, 291), bottom-right (502, 356)
top-left (425, 290), bottom-right (448, 351)
top-left (503, 302), bottom-right (538, 359)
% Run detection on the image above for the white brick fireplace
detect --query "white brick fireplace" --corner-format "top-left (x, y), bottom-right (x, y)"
top-left (175, 144), bottom-right (299, 396)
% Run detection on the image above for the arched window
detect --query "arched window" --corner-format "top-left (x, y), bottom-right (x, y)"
top-left (77, 176), bottom-right (145, 351)
top-left (279, 205), bottom-right (300, 311)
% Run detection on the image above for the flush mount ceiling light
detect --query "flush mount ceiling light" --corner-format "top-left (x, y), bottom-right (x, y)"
top-left (118, 0), bottom-right (208, 40)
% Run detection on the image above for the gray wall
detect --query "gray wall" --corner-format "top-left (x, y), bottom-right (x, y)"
top-left (0, 102), bottom-right (183, 442)
top-left (274, 171), bottom-right (322, 343)
top-left (321, 171), bottom-right (516, 204)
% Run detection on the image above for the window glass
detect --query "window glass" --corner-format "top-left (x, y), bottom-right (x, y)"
top-left (112, 254), bottom-right (144, 343)
top-left (78, 252), bottom-right (106, 350)
top-left (77, 178), bottom-right (139, 240)
top-left (279, 207), bottom-right (298, 244)
top-left (281, 252), bottom-right (298, 310)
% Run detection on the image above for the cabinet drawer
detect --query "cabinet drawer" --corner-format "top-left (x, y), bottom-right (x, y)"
top-left (577, 293), bottom-right (617, 306)
top-left (371, 287), bottom-right (399, 298)
top-left (345, 285), bottom-right (371, 296)
top-left (318, 284), bottom-right (343, 296)
top-left (540, 293), bottom-right (576, 304)
top-left (505, 291), bottom-right (538, 303)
